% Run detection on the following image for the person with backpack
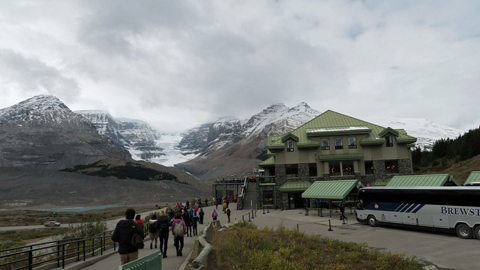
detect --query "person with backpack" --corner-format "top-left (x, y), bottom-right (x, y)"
top-left (212, 209), bottom-right (218, 220)
top-left (199, 208), bottom-right (205, 224)
top-left (192, 212), bottom-right (199, 236)
top-left (171, 212), bottom-right (187, 256)
top-left (155, 210), bottom-right (171, 258)
top-left (111, 208), bottom-right (145, 265)
top-left (148, 214), bottom-right (158, 249)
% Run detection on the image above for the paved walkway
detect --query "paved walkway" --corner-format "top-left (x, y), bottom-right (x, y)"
top-left (57, 203), bottom-right (351, 270)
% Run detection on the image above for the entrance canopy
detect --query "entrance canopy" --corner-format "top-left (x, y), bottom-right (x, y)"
top-left (386, 174), bottom-right (459, 187)
top-left (302, 180), bottom-right (360, 200)
top-left (279, 181), bottom-right (311, 192)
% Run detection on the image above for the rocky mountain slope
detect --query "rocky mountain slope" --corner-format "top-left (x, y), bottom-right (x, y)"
top-left (0, 95), bottom-right (209, 207)
top-left (0, 95), bottom-right (132, 169)
top-left (175, 103), bottom-right (321, 181)
top-left (76, 111), bottom-right (163, 161)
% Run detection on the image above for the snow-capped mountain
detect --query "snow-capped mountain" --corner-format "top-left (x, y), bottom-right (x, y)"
top-left (0, 95), bottom-right (132, 169)
top-left (362, 116), bottom-right (465, 150)
top-left (76, 111), bottom-right (163, 161)
top-left (76, 110), bottom-right (129, 147)
top-left (178, 103), bottom-right (320, 156)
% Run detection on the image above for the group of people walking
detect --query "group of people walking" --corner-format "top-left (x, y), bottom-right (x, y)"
top-left (112, 198), bottom-right (233, 265)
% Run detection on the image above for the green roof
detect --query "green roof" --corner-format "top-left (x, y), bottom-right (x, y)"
top-left (464, 171), bottom-right (480, 186)
top-left (386, 174), bottom-right (459, 187)
top-left (259, 156), bottom-right (275, 167)
top-left (378, 127), bottom-right (399, 137)
top-left (302, 180), bottom-right (360, 200)
top-left (317, 153), bottom-right (363, 161)
top-left (266, 110), bottom-right (417, 151)
top-left (281, 133), bottom-right (299, 143)
top-left (279, 181), bottom-right (312, 192)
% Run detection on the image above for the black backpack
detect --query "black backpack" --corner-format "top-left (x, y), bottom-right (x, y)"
top-left (160, 220), bottom-right (169, 232)
top-left (131, 224), bottom-right (144, 249)
top-left (149, 222), bottom-right (157, 233)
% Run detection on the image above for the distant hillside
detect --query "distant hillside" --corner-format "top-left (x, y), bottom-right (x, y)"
top-left (415, 154), bottom-right (480, 185)
top-left (0, 167), bottom-right (209, 209)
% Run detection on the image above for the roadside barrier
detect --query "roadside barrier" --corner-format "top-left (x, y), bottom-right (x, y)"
top-left (190, 220), bottom-right (221, 270)
top-left (118, 251), bottom-right (162, 270)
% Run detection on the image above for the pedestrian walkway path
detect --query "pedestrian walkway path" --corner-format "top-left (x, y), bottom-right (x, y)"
top-left (56, 203), bottom-right (355, 270)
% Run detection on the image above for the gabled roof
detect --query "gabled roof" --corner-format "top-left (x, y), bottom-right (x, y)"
top-left (302, 180), bottom-right (361, 199)
top-left (464, 171), bottom-right (480, 186)
top-left (281, 133), bottom-right (299, 143)
top-left (378, 127), bottom-right (399, 137)
top-left (267, 110), bottom-right (416, 151)
top-left (386, 174), bottom-right (459, 187)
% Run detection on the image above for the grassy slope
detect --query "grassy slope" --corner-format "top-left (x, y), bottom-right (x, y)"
top-left (414, 155), bottom-right (480, 185)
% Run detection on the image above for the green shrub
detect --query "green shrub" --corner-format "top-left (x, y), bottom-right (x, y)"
top-left (214, 225), bottom-right (424, 270)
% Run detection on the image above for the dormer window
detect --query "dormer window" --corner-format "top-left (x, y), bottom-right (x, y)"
top-left (385, 135), bottom-right (393, 147)
top-left (335, 137), bottom-right (343, 149)
top-left (287, 140), bottom-right (294, 152)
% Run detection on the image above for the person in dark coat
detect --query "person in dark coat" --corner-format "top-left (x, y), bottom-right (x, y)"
top-left (111, 208), bottom-right (145, 265)
top-left (198, 208), bottom-right (205, 224)
top-left (226, 208), bottom-right (231, 223)
top-left (155, 210), bottom-right (171, 258)
top-left (168, 208), bottom-right (174, 220)
top-left (182, 211), bottom-right (192, 237)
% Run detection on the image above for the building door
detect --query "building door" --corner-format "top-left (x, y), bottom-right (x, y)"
top-left (288, 193), bottom-right (304, 209)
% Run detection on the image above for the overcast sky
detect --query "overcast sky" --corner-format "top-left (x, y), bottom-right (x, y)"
top-left (0, 1), bottom-right (479, 132)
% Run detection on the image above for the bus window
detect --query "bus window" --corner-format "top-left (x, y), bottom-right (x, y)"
top-left (355, 199), bottom-right (364, 210)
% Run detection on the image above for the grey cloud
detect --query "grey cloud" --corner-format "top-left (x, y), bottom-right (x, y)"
top-left (76, 1), bottom-right (203, 56)
top-left (0, 50), bottom-right (81, 103)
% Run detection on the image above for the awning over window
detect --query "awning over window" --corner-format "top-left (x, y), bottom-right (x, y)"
top-left (302, 180), bottom-right (360, 200)
top-left (317, 153), bottom-right (362, 161)
top-left (279, 181), bottom-right (312, 192)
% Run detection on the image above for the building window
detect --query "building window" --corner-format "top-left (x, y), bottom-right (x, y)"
top-left (321, 138), bottom-right (330, 150)
top-left (285, 164), bottom-right (298, 176)
top-left (287, 140), bottom-right (294, 152)
top-left (329, 161), bottom-right (341, 176)
top-left (342, 161), bottom-right (354, 175)
top-left (309, 163), bottom-right (317, 177)
top-left (335, 137), bottom-right (343, 149)
top-left (385, 135), bottom-right (394, 147)
top-left (348, 137), bottom-right (357, 149)
top-left (385, 160), bottom-right (399, 173)
top-left (365, 161), bottom-right (374, 175)
top-left (263, 190), bottom-right (274, 205)
top-left (329, 161), bottom-right (355, 176)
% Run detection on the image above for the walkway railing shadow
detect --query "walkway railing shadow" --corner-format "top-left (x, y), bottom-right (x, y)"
top-left (0, 230), bottom-right (115, 270)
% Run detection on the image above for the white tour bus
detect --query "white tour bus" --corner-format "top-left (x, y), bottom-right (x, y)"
top-left (355, 186), bottom-right (480, 239)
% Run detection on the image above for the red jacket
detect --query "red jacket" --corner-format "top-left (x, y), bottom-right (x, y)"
top-left (212, 211), bottom-right (218, 218)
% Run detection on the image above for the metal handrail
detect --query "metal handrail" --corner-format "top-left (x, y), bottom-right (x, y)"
top-left (0, 230), bottom-right (116, 270)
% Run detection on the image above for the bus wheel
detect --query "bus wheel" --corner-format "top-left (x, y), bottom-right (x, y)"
top-left (367, 215), bottom-right (378, 227)
top-left (456, 224), bottom-right (472, 239)
top-left (474, 226), bottom-right (480, 240)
